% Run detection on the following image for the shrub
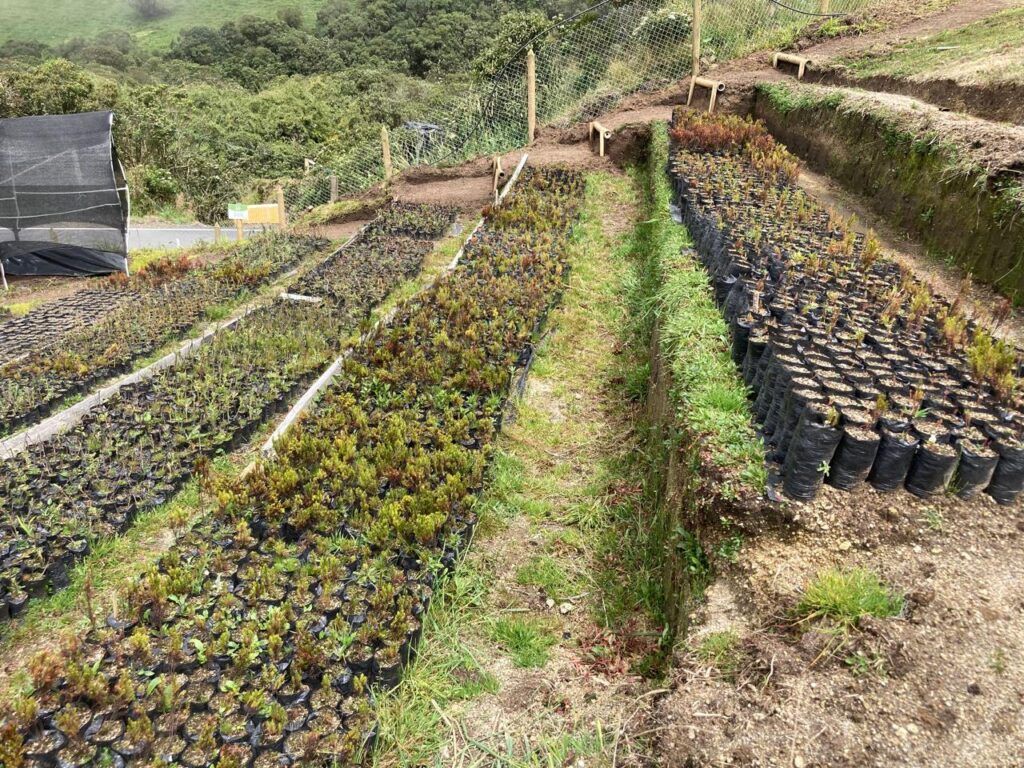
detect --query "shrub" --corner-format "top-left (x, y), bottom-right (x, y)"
top-left (128, 0), bottom-right (171, 21)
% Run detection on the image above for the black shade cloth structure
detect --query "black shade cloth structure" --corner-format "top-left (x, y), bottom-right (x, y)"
top-left (0, 111), bottom-right (130, 285)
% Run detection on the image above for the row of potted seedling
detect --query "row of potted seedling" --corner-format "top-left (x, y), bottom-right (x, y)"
top-left (0, 235), bottom-right (328, 439)
top-left (669, 110), bottom-right (1024, 504)
top-left (0, 289), bottom-right (135, 367)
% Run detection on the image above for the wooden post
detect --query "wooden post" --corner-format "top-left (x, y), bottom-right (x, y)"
top-left (492, 155), bottom-right (505, 200)
top-left (236, 220), bottom-right (245, 243)
top-left (275, 186), bottom-right (287, 229)
top-left (692, 0), bottom-right (702, 77)
top-left (381, 126), bottom-right (394, 181)
top-left (213, 224), bottom-right (221, 244)
top-left (820, 0), bottom-right (830, 13)
top-left (526, 48), bottom-right (537, 145)
top-left (330, 175), bottom-right (339, 204)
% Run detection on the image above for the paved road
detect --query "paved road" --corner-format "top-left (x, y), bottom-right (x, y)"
top-left (127, 225), bottom-right (265, 251)
top-left (23, 225), bottom-right (265, 252)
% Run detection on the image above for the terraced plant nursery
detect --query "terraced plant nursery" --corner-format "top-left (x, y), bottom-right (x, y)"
top-left (1, 1), bottom-right (1023, 766)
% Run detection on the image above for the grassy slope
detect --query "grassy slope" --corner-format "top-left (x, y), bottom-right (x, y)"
top-left (837, 7), bottom-right (1024, 85)
top-left (641, 122), bottom-right (765, 496)
top-left (1, 0), bottom-right (327, 49)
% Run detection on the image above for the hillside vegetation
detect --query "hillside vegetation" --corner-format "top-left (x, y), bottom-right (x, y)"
top-left (0, 1), bottom-right (580, 221)
top-left (836, 6), bottom-right (1024, 85)
top-left (0, 0), bottom-right (325, 50)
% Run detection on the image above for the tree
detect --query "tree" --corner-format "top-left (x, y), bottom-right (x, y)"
top-left (277, 7), bottom-right (304, 29)
top-left (128, 0), bottom-right (171, 21)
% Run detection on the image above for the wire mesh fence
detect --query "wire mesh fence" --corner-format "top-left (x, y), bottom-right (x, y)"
top-left (283, 0), bottom-right (872, 217)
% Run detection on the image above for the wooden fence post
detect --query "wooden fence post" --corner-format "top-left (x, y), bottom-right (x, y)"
top-left (213, 224), bottom-right (221, 244)
top-left (820, 0), bottom-right (831, 13)
top-left (330, 175), bottom-right (339, 204)
top-left (381, 126), bottom-right (394, 181)
top-left (275, 186), bottom-right (288, 229)
top-left (526, 48), bottom-right (537, 145)
top-left (692, 0), bottom-right (702, 77)
top-left (236, 219), bottom-right (245, 242)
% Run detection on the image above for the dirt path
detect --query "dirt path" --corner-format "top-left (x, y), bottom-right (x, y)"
top-left (799, 0), bottom-right (1017, 63)
top-left (373, 171), bottom-right (663, 768)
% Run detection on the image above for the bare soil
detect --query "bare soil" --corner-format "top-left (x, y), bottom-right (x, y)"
top-left (655, 482), bottom-right (1024, 768)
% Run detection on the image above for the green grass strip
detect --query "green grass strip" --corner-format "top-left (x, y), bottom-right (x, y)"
top-left (640, 122), bottom-right (765, 496)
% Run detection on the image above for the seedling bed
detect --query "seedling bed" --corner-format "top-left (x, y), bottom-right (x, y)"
top-left (287, 202), bottom-right (457, 304)
top-left (668, 110), bottom-right (1024, 504)
top-left (0, 167), bottom-right (584, 767)
top-left (0, 290), bottom-right (135, 367)
top-left (0, 235), bottom-right (327, 439)
top-left (0, 206), bottom-right (454, 623)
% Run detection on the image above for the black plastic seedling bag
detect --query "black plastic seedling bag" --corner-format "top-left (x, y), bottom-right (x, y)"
top-left (742, 335), bottom-right (768, 386)
top-left (986, 439), bottom-right (1024, 505)
top-left (905, 442), bottom-right (958, 498)
top-left (783, 409), bottom-right (842, 500)
top-left (828, 427), bottom-right (881, 491)
top-left (952, 443), bottom-right (999, 499)
top-left (869, 429), bottom-right (919, 492)
top-left (731, 316), bottom-right (754, 365)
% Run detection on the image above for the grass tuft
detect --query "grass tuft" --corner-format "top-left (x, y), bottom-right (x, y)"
top-left (515, 555), bottom-right (575, 600)
top-left (796, 567), bottom-right (904, 630)
top-left (488, 617), bottom-right (558, 668)
top-left (696, 630), bottom-right (742, 678)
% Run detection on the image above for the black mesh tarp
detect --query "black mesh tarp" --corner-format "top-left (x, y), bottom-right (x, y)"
top-left (0, 111), bottom-right (129, 277)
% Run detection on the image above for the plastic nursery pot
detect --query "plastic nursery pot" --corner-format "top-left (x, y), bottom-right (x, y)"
top-left (782, 406), bottom-right (842, 501)
top-left (742, 333), bottom-right (769, 386)
top-left (828, 425), bottom-right (881, 491)
top-left (952, 441), bottom-right (999, 499)
top-left (905, 440), bottom-right (959, 499)
top-left (985, 437), bottom-right (1024, 506)
top-left (869, 429), bottom-right (920, 492)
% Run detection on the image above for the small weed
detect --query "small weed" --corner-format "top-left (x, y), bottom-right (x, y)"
top-left (696, 631), bottom-right (741, 679)
top-left (488, 617), bottom-right (558, 668)
top-left (796, 568), bottom-right (905, 630)
top-left (715, 535), bottom-right (743, 563)
top-left (922, 507), bottom-right (945, 532)
top-left (204, 303), bottom-right (233, 322)
top-left (845, 652), bottom-right (887, 678)
top-left (515, 555), bottom-right (575, 600)
top-left (674, 525), bottom-right (712, 595)
top-left (623, 361), bottom-right (651, 402)
top-left (990, 648), bottom-right (1008, 675)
